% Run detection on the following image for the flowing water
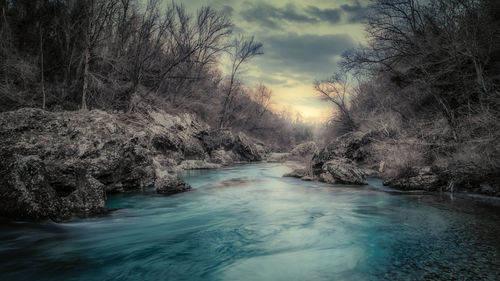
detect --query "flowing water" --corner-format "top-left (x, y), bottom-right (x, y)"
top-left (1, 163), bottom-right (499, 281)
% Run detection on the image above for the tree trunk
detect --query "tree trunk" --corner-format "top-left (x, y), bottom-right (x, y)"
top-left (39, 26), bottom-right (45, 110)
top-left (127, 81), bottom-right (139, 113)
top-left (2, 7), bottom-right (9, 86)
top-left (81, 2), bottom-right (91, 111)
top-left (219, 76), bottom-right (235, 128)
top-left (81, 44), bottom-right (89, 111)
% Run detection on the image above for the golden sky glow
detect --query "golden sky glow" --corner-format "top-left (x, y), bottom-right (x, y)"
top-left (182, 0), bottom-right (369, 123)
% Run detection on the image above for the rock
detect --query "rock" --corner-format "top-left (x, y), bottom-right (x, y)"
top-left (362, 168), bottom-right (379, 177)
top-left (289, 141), bottom-right (317, 159)
top-left (0, 109), bottom-right (154, 220)
top-left (152, 155), bottom-right (180, 173)
top-left (480, 184), bottom-right (494, 194)
top-left (316, 158), bottom-right (367, 185)
top-left (62, 173), bottom-right (107, 218)
top-left (272, 142), bottom-right (317, 163)
top-left (437, 161), bottom-right (500, 195)
top-left (0, 107), bottom-right (266, 221)
top-left (283, 168), bottom-right (311, 179)
top-left (178, 160), bottom-right (221, 170)
top-left (155, 175), bottom-right (192, 195)
top-left (312, 131), bottom-right (374, 173)
top-left (146, 111), bottom-right (208, 160)
top-left (198, 128), bottom-right (236, 152)
top-left (198, 129), bottom-right (263, 161)
top-left (0, 155), bottom-right (106, 221)
top-left (210, 149), bottom-right (237, 165)
top-left (383, 166), bottom-right (443, 191)
top-left (0, 109), bottom-right (156, 220)
top-left (233, 132), bottom-right (262, 161)
top-left (266, 153), bottom-right (289, 162)
top-left (152, 131), bottom-right (183, 153)
top-left (254, 143), bottom-right (268, 159)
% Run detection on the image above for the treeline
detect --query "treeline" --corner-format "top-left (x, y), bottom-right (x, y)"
top-left (0, 0), bottom-right (312, 148)
top-left (319, 0), bottom-right (500, 184)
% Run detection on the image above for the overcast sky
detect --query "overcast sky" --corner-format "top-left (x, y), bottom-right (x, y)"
top-left (182, 0), bottom-right (370, 122)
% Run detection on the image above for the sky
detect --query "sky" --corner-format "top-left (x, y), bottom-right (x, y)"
top-left (182, 0), bottom-right (370, 123)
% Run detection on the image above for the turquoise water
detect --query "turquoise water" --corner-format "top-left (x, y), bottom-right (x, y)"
top-left (1, 163), bottom-right (499, 281)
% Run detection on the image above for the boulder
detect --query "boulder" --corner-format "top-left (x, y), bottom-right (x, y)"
top-left (0, 108), bottom-right (158, 221)
top-left (210, 149), bottom-right (237, 165)
top-left (289, 141), bottom-right (318, 159)
top-left (283, 168), bottom-right (311, 179)
top-left (254, 143), bottom-right (268, 159)
top-left (0, 155), bottom-right (106, 221)
top-left (272, 142), bottom-right (317, 163)
top-left (197, 128), bottom-right (236, 152)
top-left (198, 129), bottom-right (263, 162)
top-left (315, 158), bottom-right (367, 185)
top-left (155, 175), bottom-right (192, 195)
top-left (383, 166), bottom-right (443, 191)
top-left (266, 153), bottom-right (289, 162)
top-left (233, 132), bottom-right (262, 161)
top-left (312, 131), bottom-right (373, 173)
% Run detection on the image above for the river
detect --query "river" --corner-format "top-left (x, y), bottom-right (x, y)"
top-left (1, 163), bottom-right (499, 280)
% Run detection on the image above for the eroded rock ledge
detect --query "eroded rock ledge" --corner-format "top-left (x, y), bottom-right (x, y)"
top-left (282, 134), bottom-right (369, 185)
top-left (0, 108), bottom-right (265, 221)
top-left (283, 131), bottom-right (499, 197)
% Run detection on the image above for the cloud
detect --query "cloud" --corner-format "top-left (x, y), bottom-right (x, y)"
top-left (296, 97), bottom-right (331, 108)
top-left (221, 5), bottom-right (234, 16)
top-left (239, 1), bottom-right (370, 28)
top-left (280, 3), bottom-right (316, 23)
top-left (240, 2), bottom-right (316, 29)
top-left (305, 2), bottom-right (370, 25)
top-left (305, 6), bottom-right (342, 24)
top-left (340, 2), bottom-right (370, 23)
top-left (254, 33), bottom-right (356, 80)
top-left (243, 74), bottom-right (288, 86)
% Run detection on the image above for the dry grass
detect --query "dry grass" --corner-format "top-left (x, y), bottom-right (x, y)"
top-left (371, 142), bottom-right (426, 177)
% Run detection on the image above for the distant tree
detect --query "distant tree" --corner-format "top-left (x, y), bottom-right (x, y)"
top-left (250, 83), bottom-right (272, 117)
top-left (314, 72), bottom-right (356, 133)
top-left (219, 36), bottom-right (262, 128)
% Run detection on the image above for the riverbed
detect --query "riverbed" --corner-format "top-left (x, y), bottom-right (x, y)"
top-left (1, 163), bottom-right (499, 280)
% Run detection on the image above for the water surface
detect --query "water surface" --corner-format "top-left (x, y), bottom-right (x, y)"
top-left (1, 163), bottom-right (499, 280)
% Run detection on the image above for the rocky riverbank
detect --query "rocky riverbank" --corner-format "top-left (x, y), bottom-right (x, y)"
top-left (281, 132), bottom-right (370, 185)
top-left (0, 107), bottom-right (265, 221)
top-left (283, 131), bottom-right (500, 197)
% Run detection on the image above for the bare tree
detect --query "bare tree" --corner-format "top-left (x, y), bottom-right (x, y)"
top-left (81, 0), bottom-right (119, 111)
top-left (314, 73), bottom-right (356, 132)
top-left (151, 5), bottom-right (231, 97)
top-left (125, 3), bottom-right (232, 111)
top-left (219, 36), bottom-right (262, 128)
top-left (250, 83), bottom-right (272, 117)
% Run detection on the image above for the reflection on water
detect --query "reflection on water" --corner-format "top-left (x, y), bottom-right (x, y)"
top-left (1, 163), bottom-right (499, 281)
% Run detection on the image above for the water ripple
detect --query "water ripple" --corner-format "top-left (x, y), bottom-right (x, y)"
top-left (1, 163), bottom-right (499, 281)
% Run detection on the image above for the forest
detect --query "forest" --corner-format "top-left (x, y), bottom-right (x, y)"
top-left (0, 0), bottom-right (313, 149)
top-left (317, 0), bottom-right (500, 191)
top-left (1, 0), bottom-right (499, 190)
